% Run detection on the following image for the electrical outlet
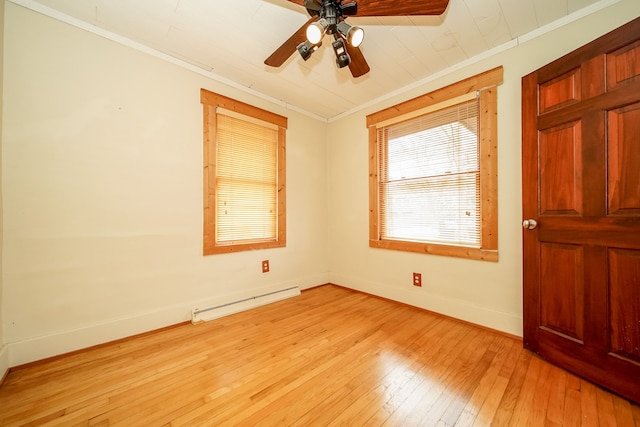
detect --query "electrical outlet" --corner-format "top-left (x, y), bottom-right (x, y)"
top-left (413, 272), bottom-right (422, 287)
top-left (262, 260), bottom-right (270, 273)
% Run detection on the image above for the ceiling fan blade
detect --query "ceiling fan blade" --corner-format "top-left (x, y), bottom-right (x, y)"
top-left (265, 16), bottom-right (319, 67)
top-left (355, 0), bottom-right (450, 16)
top-left (303, 0), bottom-right (322, 11)
top-left (287, 0), bottom-right (321, 10)
top-left (344, 43), bottom-right (370, 78)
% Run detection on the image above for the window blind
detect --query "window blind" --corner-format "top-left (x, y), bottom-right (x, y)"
top-left (378, 98), bottom-right (480, 247)
top-left (215, 109), bottom-right (278, 245)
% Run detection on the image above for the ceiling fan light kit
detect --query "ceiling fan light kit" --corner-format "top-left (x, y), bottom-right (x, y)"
top-left (337, 21), bottom-right (364, 48)
top-left (297, 1), bottom-right (364, 66)
top-left (266, 0), bottom-right (450, 78)
top-left (306, 18), bottom-right (328, 44)
top-left (332, 37), bottom-right (350, 68)
top-left (297, 40), bottom-right (320, 61)
top-left (298, 17), bottom-right (363, 65)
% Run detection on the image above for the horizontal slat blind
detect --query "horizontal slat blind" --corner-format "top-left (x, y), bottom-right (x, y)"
top-left (216, 110), bottom-right (278, 245)
top-left (379, 98), bottom-right (480, 247)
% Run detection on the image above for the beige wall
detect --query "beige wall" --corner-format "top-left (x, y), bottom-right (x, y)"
top-left (0, 0), bottom-right (6, 376)
top-left (2, 0), bottom-right (639, 367)
top-left (326, 0), bottom-right (640, 336)
top-left (2, 2), bottom-right (329, 365)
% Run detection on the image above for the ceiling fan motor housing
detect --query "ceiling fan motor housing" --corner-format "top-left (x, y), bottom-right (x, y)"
top-left (322, 1), bottom-right (339, 32)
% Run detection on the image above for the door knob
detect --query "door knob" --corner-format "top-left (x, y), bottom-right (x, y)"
top-left (522, 219), bottom-right (538, 230)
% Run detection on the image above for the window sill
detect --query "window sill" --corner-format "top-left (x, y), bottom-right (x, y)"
top-left (369, 239), bottom-right (498, 262)
top-left (204, 239), bottom-right (286, 256)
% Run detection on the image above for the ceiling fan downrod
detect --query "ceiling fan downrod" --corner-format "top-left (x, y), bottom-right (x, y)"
top-left (322, 0), bottom-right (339, 30)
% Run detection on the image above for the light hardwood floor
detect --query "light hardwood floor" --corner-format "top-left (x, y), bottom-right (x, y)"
top-left (1, 284), bottom-right (638, 426)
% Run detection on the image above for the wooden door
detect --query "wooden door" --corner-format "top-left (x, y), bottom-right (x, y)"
top-left (522, 17), bottom-right (640, 404)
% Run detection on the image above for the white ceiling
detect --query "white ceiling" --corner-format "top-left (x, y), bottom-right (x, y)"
top-left (15, 0), bottom-right (615, 121)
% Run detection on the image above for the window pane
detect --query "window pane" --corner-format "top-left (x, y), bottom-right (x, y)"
top-left (381, 173), bottom-right (480, 246)
top-left (379, 99), bottom-right (481, 247)
top-left (215, 112), bottom-right (278, 245)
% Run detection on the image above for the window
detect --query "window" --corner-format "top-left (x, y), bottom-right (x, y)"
top-left (201, 89), bottom-right (287, 255)
top-left (367, 67), bottom-right (502, 261)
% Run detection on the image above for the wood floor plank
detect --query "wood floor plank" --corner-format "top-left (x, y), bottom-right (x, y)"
top-left (341, 320), bottom-right (453, 425)
top-left (581, 380), bottom-right (602, 427)
top-left (509, 354), bottom-right (546, 426)
top-left (471, 375), bottom-right (510, 427)
top-left (562, 375), bottom-right (583, 427)
top-left (381, 324), bottom-right (478, 425)
top-left (454, 338), bottom-right (513, 426)
top-left (596, 386), bottom-right (619, 427)
top-left (490, 346), bottom-right (533, 426)
top-left (544, 365), bottom-right (567, 426)
top-left (374, 320), bottom-right (470, 426)
top-left (269, 304), bottom-right (425, 424)
top-left (398, 328), bottom-right (489, 424)
top-left (525, 359), bottom-right (552, 426)
top-left (632, 403), bottom-right (640, 426)
top-left (418, 333), bottom-right (497, 426)
top-left (612, 397), bottom-right (637, 427)
top-left (0, 284), bottom-right (637, 426)
top-left (166, 292), bottom-right (392, 425)
top-left (306, 312), bottom-right (448, 424)
top-left (177, 298), bottom-right (413, 426)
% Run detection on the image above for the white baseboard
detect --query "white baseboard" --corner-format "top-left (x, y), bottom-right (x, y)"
top-left (330, 273), bottom-right (523, 337)
top-left (8, 303), bottom-right (190, 367)
top-left (286, 272), bottom-right (331, 291)
top-left (7, 272), bottom-right (330, 368)
top-left (192, 286), bottom-right (301, 323)
top-left (0, 345), bottom-right (9, 383)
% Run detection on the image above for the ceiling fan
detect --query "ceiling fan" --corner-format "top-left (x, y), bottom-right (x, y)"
top-left (265, 0), bottom-right (451, 78)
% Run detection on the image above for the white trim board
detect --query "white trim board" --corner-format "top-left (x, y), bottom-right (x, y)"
top-left (6, 273), bottom-right (329, 367)
top-left (0, 345), bottom-right (9, 383)
top-left (329, 273), bottom-right (523, 337)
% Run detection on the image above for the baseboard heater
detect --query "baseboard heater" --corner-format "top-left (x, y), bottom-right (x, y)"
top-left (191, 286), bottom-right (301, 324)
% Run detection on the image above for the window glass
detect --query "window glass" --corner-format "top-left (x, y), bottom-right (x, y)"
top-left (380, 99), bottom-right (480, 247)
top-left (367, 67), bottom-right (502, 261)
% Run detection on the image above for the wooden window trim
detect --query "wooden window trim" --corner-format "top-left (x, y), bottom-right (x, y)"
top-left (201, 89), bottom-right (287, 255)
top-left (367, 67), bottom-right (503, 262)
